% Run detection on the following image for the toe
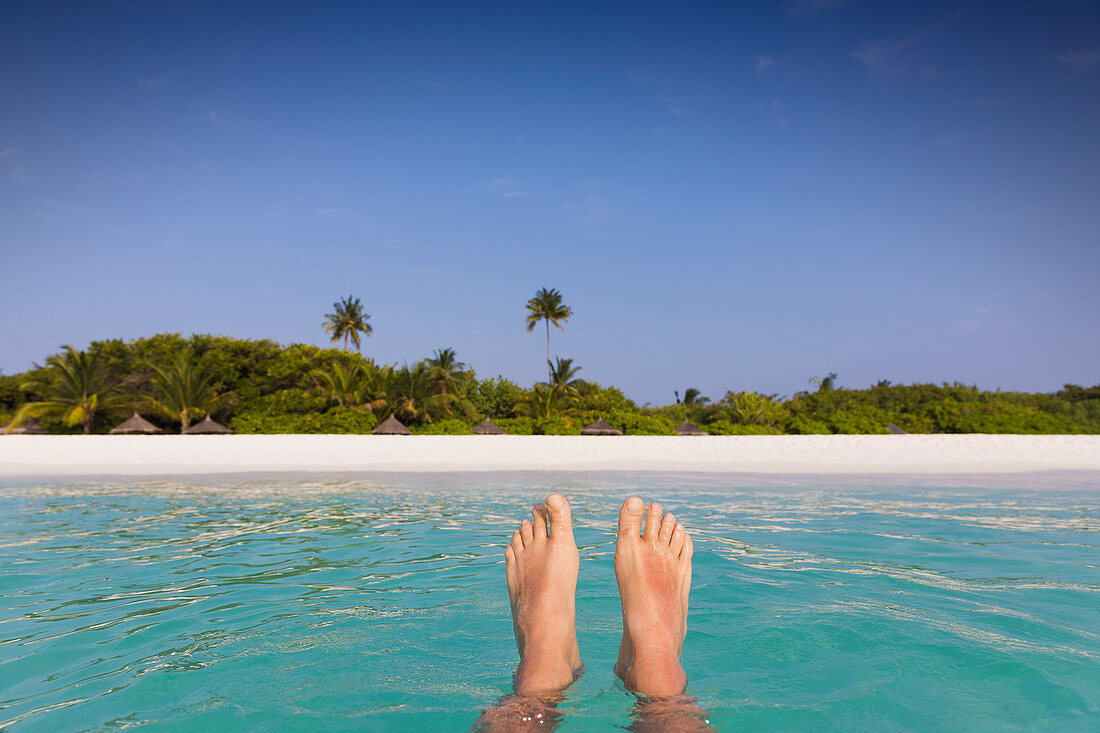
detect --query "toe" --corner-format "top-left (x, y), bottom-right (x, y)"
top-left (670, 523), bottom-right (686, 555)
top-left (532, 504), bottom-right (548, 538)
top-left (546, 494), bottom-right (573, 539)
top-left (520, 519), bottom-right (534, 545)
top-left (510, 530), bottom-right (523, 553)
top-left (659, 513), bottom-right (676, 546)
top-left (681, 532), bottom-right (694, 561)
top-left (617, 497), bottom-right (646, 539)
top-left (644, 502), bottom-right (663, 542)
top-left (505, 544), bottom-right (515, 565)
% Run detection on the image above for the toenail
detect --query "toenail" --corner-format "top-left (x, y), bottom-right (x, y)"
top-left (547, 494), bottom-right (563, 509)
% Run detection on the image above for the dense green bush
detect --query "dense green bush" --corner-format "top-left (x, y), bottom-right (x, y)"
top-left (496, 417), bottom-right (536, 435)
top-left (411, 419), bottom-right (473, 435)
top-left (231, 406), bottom-right (377, 434)
top-left (704, 421), bottom-right (779, 435)
top-left (469, 376), bottom-right (523, 418)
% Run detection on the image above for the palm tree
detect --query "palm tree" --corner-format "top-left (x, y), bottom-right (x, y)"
top-left (14, 346), bottom-right (123, 434)
top-left (810, 372), bottom-right (838, 392)
top-left (388, 361), bottom-right (455, 424)
top-left (425, 348), bottom-right (466, 396)
top-left (525, 287), bottom-right (572, 383)
top-left (547, 357), bottom-right (583, 401)
top-left (146, 348), bottom-right (229, 432)
top-left (323, 295), bottom-right (372, 351)
top-left (675, 388), bottom-right (709, 407)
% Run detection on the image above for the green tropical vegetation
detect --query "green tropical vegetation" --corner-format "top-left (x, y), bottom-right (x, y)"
top-left (1, 293), bottom-right (1096, 435)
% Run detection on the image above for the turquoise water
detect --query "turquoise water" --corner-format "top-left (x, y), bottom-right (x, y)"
top-left (1, 472), bottom-right (1097, 731)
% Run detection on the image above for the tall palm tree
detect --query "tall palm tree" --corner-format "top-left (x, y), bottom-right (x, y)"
top-left (146, 348), bottom-right (229, 432)
top-left (425, 348), bottom-right (466, 396)
top-left (323, 295), bottom-right (372, 351)
top-left (14, 346), bottom-right (123, 434)
top-left (525, 287), bottom-right (572, 383)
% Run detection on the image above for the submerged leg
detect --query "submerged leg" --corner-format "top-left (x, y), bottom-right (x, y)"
top-left (474, 494), bottom-right (583, 731)
top-left (614, 497), bottom-right (709, 730)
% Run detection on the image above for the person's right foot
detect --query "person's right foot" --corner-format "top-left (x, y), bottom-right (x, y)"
top-left (613, 497), bottom-right (693, 698)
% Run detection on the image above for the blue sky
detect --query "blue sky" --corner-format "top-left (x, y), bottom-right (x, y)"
top-left (1, 1), bottom-right (1098, 404)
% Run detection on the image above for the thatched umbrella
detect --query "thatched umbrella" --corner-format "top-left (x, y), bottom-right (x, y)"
top-left (580, 417), bottom-right (623, 436)
top-left (183, 415), bottom-right (232, 435)
top-left (472, 418), bottom-right (508, 435)
top-left (675, 420), bottom-right (708, 436)
top-left (886, 423), bottom-right (908, 435)
top-left (372, 415), bottom-right (412, 435)
top-left (110, 412), bottom-right (163, 435)
top-left (0, 417), bottom-right (48, 435)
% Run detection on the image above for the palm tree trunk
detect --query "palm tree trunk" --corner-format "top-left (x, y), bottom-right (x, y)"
top-left (343, 331), bottom-right (349, 351)
top-left (83, 416), bottom-right (93, 434)
top-left (545, 319), bottom-right (552, 383)
top-left (181, 411), bottom-right (191, 433)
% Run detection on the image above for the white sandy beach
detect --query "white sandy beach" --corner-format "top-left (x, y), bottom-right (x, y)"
top-left (1, 434), bottom-right (1099, 479)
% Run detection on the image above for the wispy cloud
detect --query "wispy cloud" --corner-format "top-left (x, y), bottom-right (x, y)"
top-left (770, 99), bottom-right (787, 127)
top-left (754, 98), bottom-right (788, 127)
top-left (187, 102), bottom-right (222, 123)
top-left (138, 75), bottom-right (168, 89)
top-left (755, 54), bottom-right (774, 72)
top-left (0, 146), bottom-right (17, 156)
top-left (1057, 48), bottom-right (1100, 68)
top-left (89, 171), bottom-right (146, 189)
top-left (953, 304), bottom-right (1010, 334)
top-left (784, 0), bottom-right (846, 18)
top-left (946, 202), bottom-right (1030, 223)
top-left (424, 80), bottom-right (449, 92)
top-left (40, 199), bottom-right (88, 214)
top-left (850, 37), bottom-right (919, 75)
top-left (486, 177), bottom-right (533, 199)
top-left (564, 197), bottom-right (612, 224)
top-left (659, 94), bottom-right (685, 116)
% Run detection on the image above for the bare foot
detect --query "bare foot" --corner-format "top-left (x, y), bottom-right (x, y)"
top-left (614, 497), bottom-right (693, 698)
top-left (504, 494), bottom-right (583, 694)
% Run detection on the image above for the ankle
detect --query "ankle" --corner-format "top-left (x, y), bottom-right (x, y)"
top-left (624, 658), bottom-right (687, 698)
top-left (514, 654), bottom-right (578, 694)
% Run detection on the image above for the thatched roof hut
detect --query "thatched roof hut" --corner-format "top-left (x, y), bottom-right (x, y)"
top-left (580, 417), bottom-right (623, 436)
top-left (183, 415), bottom-right (232, 435)
top-left (372, 415), bottom-right (412, 435)
top-left (1, 417), bottom-right (47, 435)
top-left (472, 418), bottom-right (508, 435)
top-left (886, 423), bottom-right (908, 435)
top-left (110, 412), bottom-right (163, 435)
top-left (675, 420), bottom-right (708, 436)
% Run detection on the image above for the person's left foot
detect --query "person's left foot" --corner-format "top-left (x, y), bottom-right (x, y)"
top-left (505, 494), bottom-right (583, 694)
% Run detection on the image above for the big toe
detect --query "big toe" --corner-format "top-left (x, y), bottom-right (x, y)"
top-left (617, 496), bottom-right (646, 539)
top-left (546, 494), bottom-right (573, 539)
